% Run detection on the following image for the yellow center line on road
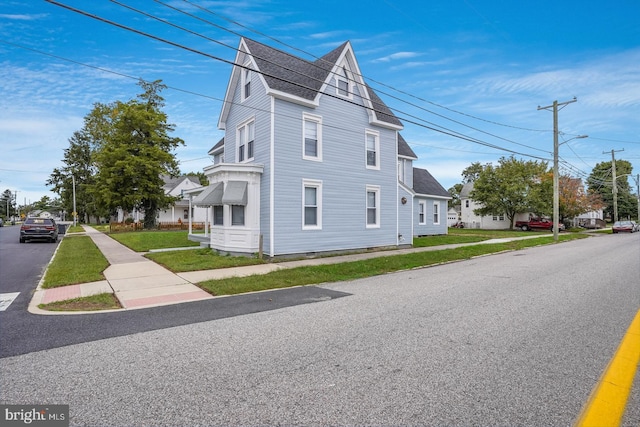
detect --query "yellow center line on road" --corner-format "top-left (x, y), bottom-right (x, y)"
top-left (575, 309), bottom-right (640, 427)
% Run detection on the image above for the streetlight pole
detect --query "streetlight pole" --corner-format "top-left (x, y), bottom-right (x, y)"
top-left (72, 174), bottom-right (77, 227)
top-left (538, 98), bottom-right (577, 241)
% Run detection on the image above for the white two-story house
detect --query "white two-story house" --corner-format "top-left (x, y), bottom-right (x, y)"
top-left (187, 38), bottom-right (449, 257)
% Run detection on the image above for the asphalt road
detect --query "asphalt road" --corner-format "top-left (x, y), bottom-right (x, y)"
top-left (0, 224), bottom-right (59, 312)
top-left (1, 232), bottom-right (639, 426)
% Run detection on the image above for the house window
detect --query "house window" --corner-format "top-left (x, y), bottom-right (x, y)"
top-left (419, 201), bottom-right (426, 225)
top-left (366, 185), bottom-right (380, 228)
top-left (183, 209), bottom-right (188, 220)
top-left (336, 66), bottom-right (351, 98)
top-left (365, 130), bottom-right (380, 170)
top-left (433, 201), bottom-right (440, 225)
top-left (465, 200), bottom-right (470, 208)
top-left (242, 65), bottom-right (251, 100)
top-left (231, 205), bottom-right (245, 226)
top-left (303, 113), bottom-right (322, 161)
top-left (302, 179), bottom-right (322, 229)
top-left (398, 160), bottom-right (405, 183)
top-left (213, 206), bottom-right (224, 225)
top-left (237, 119), bottom-right (255, 162)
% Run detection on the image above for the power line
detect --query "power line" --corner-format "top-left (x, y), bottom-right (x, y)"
top-left (179, 0), bottom-right (549, 134)
top-left (119, 0), bottom-right (548, 155)
top-left (45, 0), bottom-right (551, 161)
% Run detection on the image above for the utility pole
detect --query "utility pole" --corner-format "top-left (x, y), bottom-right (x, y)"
top-left (538, 98), bottom-right (577, 241)
top-left (604, 149), bottom-right (624, 223)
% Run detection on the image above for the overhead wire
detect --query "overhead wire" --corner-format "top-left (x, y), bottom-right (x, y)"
top-left (45, 0), bottom-right (552, 161)
top-left (120, 0), bottom-right (549, 156)
top-left (180, 0), bottom-right (550, 134)
top-left (159, 0), bottom-right (551, 152)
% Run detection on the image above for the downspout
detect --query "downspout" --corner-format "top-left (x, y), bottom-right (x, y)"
top-left (270, 96), bottom-right (275, 257)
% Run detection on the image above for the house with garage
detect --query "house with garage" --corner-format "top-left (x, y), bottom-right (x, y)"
top-left (186, 37), bottom-right (449, 257)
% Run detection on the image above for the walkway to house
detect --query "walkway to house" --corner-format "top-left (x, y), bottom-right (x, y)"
top-left (29, 227), bottom-right (561, 314)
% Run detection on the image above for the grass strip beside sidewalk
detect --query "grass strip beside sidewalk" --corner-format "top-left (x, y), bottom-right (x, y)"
top-left (42, 235), bottom-right (108, 288)
top-left (198, 234), bottom-right (588, 296)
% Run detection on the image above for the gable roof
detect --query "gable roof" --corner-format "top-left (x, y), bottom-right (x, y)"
top-left (219, 38), bottom-right (402, 129)
top-left (413, 167), bottom-right (450, 198)
top-left (398, 134), bottom-right (418, 159)
top-left (162, 175), bottom-right (201, 193)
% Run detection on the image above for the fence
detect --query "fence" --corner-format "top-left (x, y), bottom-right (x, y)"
top-left (109, 222), bottom-right (205, 232)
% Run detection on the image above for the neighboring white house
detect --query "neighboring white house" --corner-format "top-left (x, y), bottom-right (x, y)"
top-left (115, 175), bottom-right (209, 223)
top-left (459, 181), bottom-right (528, 229)
top-left (157, 175), bottom-right (209, 223)
top-left (186, 37), bottom-right (450, 257)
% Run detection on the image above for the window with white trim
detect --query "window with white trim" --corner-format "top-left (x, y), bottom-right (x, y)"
top-left (302, 113), bottom-right (322, 161)
top-left (366, 185), bottom-right (380, 228)
top-left (242, 64), bottom-right (252, 101)
top-left (336, 66), bottom-right (351, 98)
top-left (433, 201), bottom-right (440, 225)
top-left (419, 201), bottom-right (426, 225)
top-left (237, 119), bottom-right (255, 162)
top-left (302, 180), bottom-right (322, 229)
top-left (213, 206), bottom-right (224, 225)
top-left (492, 214), bottom-right (505, 221)
top-left (365, 130), bottom-right (380, 170)
top-left (398, 160), bottom-right (405, 182)
top-left (231, 205), bottom-right (245, 226)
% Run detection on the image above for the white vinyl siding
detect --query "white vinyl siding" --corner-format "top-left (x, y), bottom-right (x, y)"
top-left (302, 113), bottom-right (322, 161)
top-left (365, 130), bottom-right (380, 170)
top-left (302, 179), bottom-right (322, 230)
top-left (366, 185), bottom-right (380, 228)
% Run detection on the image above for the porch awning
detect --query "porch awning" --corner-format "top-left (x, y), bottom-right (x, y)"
top-left (221, 181), bottom-right (248, 206)
top-left (192, 182), bottom-right (224, 207)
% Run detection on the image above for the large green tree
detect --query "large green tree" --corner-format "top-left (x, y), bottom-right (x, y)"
top-left (586, 160), bottom-right (636, 220)
top-left (471, 156), bottom-right (549, 228)
top-left (47, 129), bottom-right (101, 223)
top-left (91, 80), bottom-right (184, 228)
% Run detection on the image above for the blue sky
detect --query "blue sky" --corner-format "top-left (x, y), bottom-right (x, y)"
top-left (1, 0), bottom-right (640, 206)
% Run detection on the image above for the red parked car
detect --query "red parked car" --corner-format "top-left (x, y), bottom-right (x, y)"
top-left (612, 220), bottom-right (637, 233)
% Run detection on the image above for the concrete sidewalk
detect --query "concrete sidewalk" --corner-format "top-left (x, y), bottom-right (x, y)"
top-left (29, 226), bottom-right (560, 314)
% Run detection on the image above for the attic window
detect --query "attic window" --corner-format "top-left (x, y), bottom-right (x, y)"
top-left (242, 65), bottom-right (252, 100)
top-left (336, 66), bottom-right (350, 97)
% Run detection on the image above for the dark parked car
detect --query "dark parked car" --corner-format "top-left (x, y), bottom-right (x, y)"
top-left (20, 217), bottom-right (59, 243)
top-left (612, 220), bottom-right (636, 234)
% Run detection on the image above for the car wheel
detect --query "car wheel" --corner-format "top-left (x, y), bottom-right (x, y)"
top-left (19, 238), bottom-right (25, 243)
top-left (521, 225), bottom-right (528, 231)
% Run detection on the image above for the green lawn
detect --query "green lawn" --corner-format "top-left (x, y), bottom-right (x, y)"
top-left (198, 233), bottom-right (588, 296)
top-left (146, 248), bottom-right (265, 272)
top-left (42, 235), bottom-right (108, 288)
top-left (108, 231), bottom-right (201, 252)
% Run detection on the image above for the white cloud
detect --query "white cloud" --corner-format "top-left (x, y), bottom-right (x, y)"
top-left (373, 51), bottom-right (422, 63)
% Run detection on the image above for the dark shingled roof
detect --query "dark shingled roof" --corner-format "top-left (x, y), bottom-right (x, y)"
top-left (208, 137), bottom-right (225, 155)
top-left (413, 167), bottom-right (450, 198)
top-left (397, 134), bottom-right (418, 158)
top-left (243, 38), bottom-right (401, 127)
